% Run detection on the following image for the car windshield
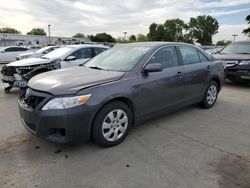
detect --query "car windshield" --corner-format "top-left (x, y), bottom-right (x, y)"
top-left (220, 43), bottom-right (250, 54)
top-left (42, 47), bottom-right (73, 59)
top-left (85, 45), bottom-right (150, 71)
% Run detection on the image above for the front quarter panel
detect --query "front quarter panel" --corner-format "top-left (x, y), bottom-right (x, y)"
top-left (76, 72), bottom-right (141, 119)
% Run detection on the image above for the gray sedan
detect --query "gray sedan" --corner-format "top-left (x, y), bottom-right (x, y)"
top-left (18, 42), bottom-right (225, 147)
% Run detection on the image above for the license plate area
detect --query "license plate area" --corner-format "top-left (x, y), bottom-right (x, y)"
top-left (14, 80), bottom-right (27, 87)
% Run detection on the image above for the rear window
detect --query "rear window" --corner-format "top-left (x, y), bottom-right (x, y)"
top-left (5, 47), bottom-right (28, 52)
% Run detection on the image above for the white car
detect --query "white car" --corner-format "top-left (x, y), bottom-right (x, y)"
top-left (1, 44), bottom-right (108, 92)
top-left (0, 46), bottom-right (34, 62)
top-left (16, 46), bottom-right (60, 60)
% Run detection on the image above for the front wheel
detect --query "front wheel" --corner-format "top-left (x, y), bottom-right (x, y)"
top-left (92, 101), bottom-right (132, 147)
top-left (200, 81), bottom-right (218, 108)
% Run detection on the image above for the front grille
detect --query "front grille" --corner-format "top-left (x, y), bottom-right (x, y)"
top-left (1, 66), bottom-right (17, 76)
top-left (24, 95), bottom-right (45, 110)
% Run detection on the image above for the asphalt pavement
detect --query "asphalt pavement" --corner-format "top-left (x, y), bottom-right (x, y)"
top-left (0, 64), bottom-right (250, 188)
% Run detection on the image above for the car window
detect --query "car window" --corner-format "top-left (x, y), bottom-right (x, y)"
top-left (71, 48), bottom-right (92, 59)
top-left (85, 46), bottom-right (150, 72)
top-left (5, 47), bottom-right (28, 52)
top-left (198, 51), bottom-right (209, 62)
top-left (179, 46), bottom-right (200, 65)
top-left (95, 48), bottom-right (107, 55)
top-left (147, 46), bottom-right (179, 69)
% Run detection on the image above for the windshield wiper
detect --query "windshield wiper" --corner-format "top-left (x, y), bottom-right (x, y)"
top-left (235, 53), bottom-right (250, 54)
top-left (88, 66), bottom-right (107, 71)
top-left (40, 56), bottom-right (49, 59)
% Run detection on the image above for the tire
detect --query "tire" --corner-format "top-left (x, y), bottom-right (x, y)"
top-left (92, 101), bottom-right (132, 147)
top-left (200, 81), bottom-right (218, 109)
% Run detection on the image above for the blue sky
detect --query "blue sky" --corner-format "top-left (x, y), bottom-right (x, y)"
top-left (0, 0), bottom-right (249, 42)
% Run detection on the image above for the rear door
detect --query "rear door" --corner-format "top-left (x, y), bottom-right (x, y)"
top-left (61, 47), bottom-right (92, 68)
top-left (177, 45), bottom-right (211, 103)
top-left (137, 46), bottom-right (185, 116)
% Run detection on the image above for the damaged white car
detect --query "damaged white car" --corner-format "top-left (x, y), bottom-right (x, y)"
top-left (1, 44), bottom-right (108, 92)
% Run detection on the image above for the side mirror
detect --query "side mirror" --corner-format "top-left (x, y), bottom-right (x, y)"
top-left (144, 63), bottom-right (163, 73)
top-left (65, 56), bottom-right (76, 61)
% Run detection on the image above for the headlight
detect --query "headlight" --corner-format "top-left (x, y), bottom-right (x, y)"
top-left (42, 94), bottom-right (91, 110)
top-left (239, 61), bottom-right (250, 65)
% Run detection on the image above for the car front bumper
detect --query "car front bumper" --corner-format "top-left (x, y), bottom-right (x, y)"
top-left (18, 98), bottom-right (95, 143)
top-left (225, 65), bottom-right (250, 80)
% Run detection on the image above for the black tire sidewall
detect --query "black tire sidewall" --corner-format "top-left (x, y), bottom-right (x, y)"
top-left (92, 101), bottom-right (132, 147)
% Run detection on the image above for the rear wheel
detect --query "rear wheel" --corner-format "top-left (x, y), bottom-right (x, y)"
top-left (92, 101), bottom-right (132, 147)
top-left (201, 81), bottom-right (218, 108)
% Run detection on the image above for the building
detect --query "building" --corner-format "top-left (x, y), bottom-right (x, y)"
top-left (0, 33), bottom-right (91, 47)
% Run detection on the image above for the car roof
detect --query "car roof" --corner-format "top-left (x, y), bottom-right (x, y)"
top-left (3, 46), bottom-right (29, 49)
top-left (115, 42), bottom-right (194, 48)
top-left (233, 40), bottom-right (250, 44)
top-left (65, 44), bottom-right (109, 49)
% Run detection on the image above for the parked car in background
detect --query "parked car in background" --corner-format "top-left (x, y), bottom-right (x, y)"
top-left (206, 47), bottom-right (224, 54)
top-left (16, 46), bottom-right (60, 60)
top-left (1, 44), bottom-right (108, 92)
top-left (213, 41), bottom-right (250, 82)
top-left (18, 42), bottom-right (224, 147)
top-left (0, 46), bottom-right (34, 63)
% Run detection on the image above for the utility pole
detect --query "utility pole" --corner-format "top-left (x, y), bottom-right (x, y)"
top-left (1, 33), bottom-right (5, 47)
top-left (123, 32), bottom-right (127, 40)
top-left (48, 24), bottom-right (51, 45)
top-left (232, 34), bottom-right (238, 42)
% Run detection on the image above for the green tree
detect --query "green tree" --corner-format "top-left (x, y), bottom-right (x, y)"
top-left (0, 27), bottom-right (21, 34)
top-left (73, 33), bottom-right (85, 38)
top-left (89, 33), bottom-right (116, 43)
top-left (164, 18), bottom-right (187, 41)
top-left (147, 23), bottom-right (158, 41)
top-left (188, 15), bottom-right (219, 45)
top-left (216, 40), bottom-right (231, 46)
top-left (137, 34), bottom-right (148, 42)
top-left (243, 14), bottom-right (250, 37)
top-left (129, 35), bottom-right (136, 41)
top-left (116, 37), bottom-right (127, 43)
top-left (27, 28), bottom-right (46, 36)
top-left (155, 24), bottom-right (165, 41)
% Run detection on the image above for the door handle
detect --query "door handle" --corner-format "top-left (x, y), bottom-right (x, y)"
top-left (177, 71), bottom-right (183, 78)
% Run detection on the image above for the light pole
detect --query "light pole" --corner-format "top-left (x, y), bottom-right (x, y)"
top-left (48, 24), bottom-right (51, 45)
top-left (2, 33), bottom-right (5, 47)
top-left (232, 34), bottom-right (237, 42)
top-left (123, 32), bottom-right (127, 40)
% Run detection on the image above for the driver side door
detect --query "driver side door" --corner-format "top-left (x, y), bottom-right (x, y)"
top-left (60, 47), bottom-right (92, 69)
top-left (136, 46), bottom-right (185, 116)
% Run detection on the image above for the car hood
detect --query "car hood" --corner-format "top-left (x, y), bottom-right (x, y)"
top-left (28, 67), bottom-right (125, 95)
top-left (213, 53), bottom-right (250, 61)
top-left (6, 57), bottom-right (52, 67)
top-left (18, 51), bottom-right (37, 57)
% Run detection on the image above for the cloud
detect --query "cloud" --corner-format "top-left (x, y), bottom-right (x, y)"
top-left (0, 0), bottom-right (249, 43)
top-left (213, 24), bottom-right (249, 42)
top-left (208, 8), bottom-right (250, 17)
